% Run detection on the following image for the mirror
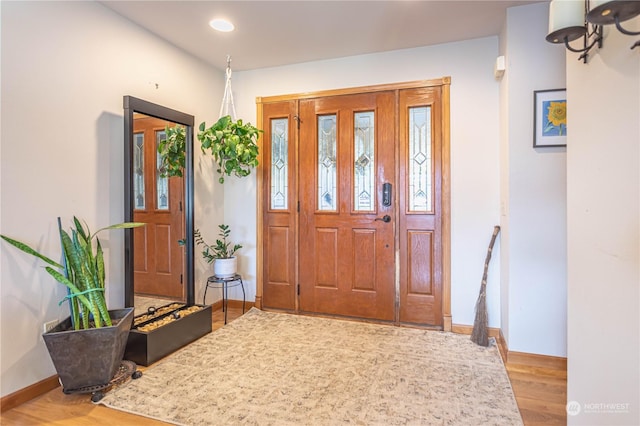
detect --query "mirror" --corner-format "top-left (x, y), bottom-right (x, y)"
top-left (123, 96), bottom-right (194, 314)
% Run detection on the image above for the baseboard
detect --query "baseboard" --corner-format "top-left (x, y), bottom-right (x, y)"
top-left (451, 323), bottom-right (501, 338)
top-left (0, 375), bottom-right (59, 413)
top-left (499, 329), bottom-right (508, 362)
top-left (507, 350), bottom-right (567, 370)
top-left (452, 324), bottom-right (565, 370)
top-left (208, 299), bottom-right (255, 311)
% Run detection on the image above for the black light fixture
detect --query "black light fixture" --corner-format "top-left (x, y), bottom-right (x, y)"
top-left (587, 0), bottom-right (640, 49)
top-left (546, 0), bottom-right (603, 63)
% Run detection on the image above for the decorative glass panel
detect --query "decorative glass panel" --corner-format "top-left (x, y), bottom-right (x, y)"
top-left (271, 118), bottom-right (288, 210)
top-left (318, 115), bottom-right (337, 211)
top-left (156, 130), bottom-right (169, 211)
top-left (133, 132), bottom-right (145, 209)
top-left (409, 106), bottom-right (432, 211)
top-left (354, 111), bottom-right (375, 211)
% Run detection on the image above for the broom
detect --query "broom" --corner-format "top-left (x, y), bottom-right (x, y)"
top-left (470, 225), bottom-right (501, 347)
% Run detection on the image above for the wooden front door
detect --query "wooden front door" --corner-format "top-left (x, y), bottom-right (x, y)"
top-left (132, 115), bottom-right (185, 300)
top-left (259, 79), bottom-right (449, 327)
top-left (299, 92), bottom-right (396, 321)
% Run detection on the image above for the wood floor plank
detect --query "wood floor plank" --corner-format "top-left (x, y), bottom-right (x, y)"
top-left (1, 306), bottom-right (567, 425)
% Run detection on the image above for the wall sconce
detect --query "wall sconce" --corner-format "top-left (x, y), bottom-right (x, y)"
top-left (587, 0), bottom-right (640, 50)
top-left (546, 0), bottom-right (603, 63)
top-left (546, 0), bottom-right (640, 61)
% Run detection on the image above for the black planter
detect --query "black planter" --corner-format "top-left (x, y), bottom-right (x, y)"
top-left (42, 308), bottom-right (134, 392)
top-left (125, 304), bottom-right (212, 366)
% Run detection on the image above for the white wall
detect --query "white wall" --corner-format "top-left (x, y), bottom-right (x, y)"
top-left (225, 37), bottom-right (504, 329)
top-left (567, 19), bottom-right (640, 425)
top-left (502, 3), bottom-right (567, 357)
top-left (0, 1), bottom-right (222, 397)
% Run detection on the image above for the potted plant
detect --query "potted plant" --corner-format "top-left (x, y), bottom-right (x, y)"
top-left (194, 224), bottom-right (242, 278)
top-left (197, 115), bottom-right (261, 184)
top-left (0, 217), bottom-right (144, 393)
top-left (157, 124), bottom-right (186, 178)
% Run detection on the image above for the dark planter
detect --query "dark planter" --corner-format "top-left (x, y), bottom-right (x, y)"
top-left (125, 304), bottom-right (212, 366)
top-left (42, 307), bottom-right (134, 393)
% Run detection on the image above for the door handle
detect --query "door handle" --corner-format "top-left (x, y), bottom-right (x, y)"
top-left (375, 215), bottom-right (391, 223)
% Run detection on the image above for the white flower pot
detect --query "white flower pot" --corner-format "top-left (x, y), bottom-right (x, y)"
top-left (214, 257), bottom-right (237, 278)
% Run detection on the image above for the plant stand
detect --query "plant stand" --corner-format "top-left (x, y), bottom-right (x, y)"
top-left (62, 360), bottom-right (142, 403)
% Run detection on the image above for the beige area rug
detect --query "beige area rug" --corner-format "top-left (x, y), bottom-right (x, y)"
top-left (101, 308), bottom-right (523, 425)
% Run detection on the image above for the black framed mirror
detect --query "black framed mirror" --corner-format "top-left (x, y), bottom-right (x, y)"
top-left (123, 96), bottom-right (194, 311)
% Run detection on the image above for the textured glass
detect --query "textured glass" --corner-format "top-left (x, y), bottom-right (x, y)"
top-left (409, 106), bottom-right (432, 211)
top-left (270, 118), bottom-right (288, 210)
top-left (354, 111), bottom-right (375, 211)
top-left (133, 132), bottom-right (145, 209)
top-left (156, 130), bottom-right (169, 210)
top-left (318, 115), bottom-right (337, 211)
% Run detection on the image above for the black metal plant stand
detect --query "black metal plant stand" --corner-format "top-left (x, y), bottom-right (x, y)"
top-left (204, 274), bottom-right (245, 324)
top-left (62, 360), bottom-right (142, 403)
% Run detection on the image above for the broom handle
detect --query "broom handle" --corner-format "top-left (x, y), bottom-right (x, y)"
top-left (481, 226), bottom-right (501, 287)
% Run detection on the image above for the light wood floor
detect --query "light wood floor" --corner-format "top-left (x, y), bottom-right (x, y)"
top-left (1, 307), bottom-right (567, 425)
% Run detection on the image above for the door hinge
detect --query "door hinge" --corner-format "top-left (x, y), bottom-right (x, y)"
top-left (294, 114), bottom-right (301, 129)
top-left (297, 201), bottom-right (300, 213)
top-left (179, 201), bottom-right (183, 212)
top-left (297, 284), bottom-right (300, 295)
top-left (180, 274), bottom-right (183, 284)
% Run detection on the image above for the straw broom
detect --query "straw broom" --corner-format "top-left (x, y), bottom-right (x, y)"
top-left (471, 225), bottom-right (501, 347)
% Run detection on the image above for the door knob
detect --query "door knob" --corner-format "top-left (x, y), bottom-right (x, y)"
top-left (375, 215), bottom-right (391, 223)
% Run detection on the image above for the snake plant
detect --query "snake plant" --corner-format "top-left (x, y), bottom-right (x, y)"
top-left (1, 217), bottom-right (144, 330)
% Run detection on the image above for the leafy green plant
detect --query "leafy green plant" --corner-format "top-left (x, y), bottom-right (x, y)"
top-left (157, 125), bottom-right (186, 178)
top-left (198, 115), bottom-right (261, 184)
top-left (1, 218), bottom-right (144, 330)
top-left (194, 224), bottom-right (242, 263)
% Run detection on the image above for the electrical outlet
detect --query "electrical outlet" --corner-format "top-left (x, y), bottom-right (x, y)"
top-left (43, 320), bottom-right (58, 334)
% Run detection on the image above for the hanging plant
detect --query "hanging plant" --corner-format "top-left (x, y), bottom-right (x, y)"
top-left (157, 125), bottom-right (186, 178)
top-left (198, 115), bottom-right (261, 184)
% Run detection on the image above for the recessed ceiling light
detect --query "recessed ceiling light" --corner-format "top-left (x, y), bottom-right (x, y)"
top-left (209, 18), bottom-right (234, 32)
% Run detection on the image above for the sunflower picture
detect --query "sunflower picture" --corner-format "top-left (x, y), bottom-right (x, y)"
top-left (543, 100), bottom-right (567, 136)
top-left (534, 89), bottom-right (567, 147)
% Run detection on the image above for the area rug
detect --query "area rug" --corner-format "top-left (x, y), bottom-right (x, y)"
top-left (101, 308), bottom-right (523, 425)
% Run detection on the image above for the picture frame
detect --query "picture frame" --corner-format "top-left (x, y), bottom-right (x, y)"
top-left (533, 88), bottom-right (567, 148)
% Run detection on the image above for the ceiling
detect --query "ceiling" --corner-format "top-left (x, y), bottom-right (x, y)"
top-left (100, 0), bottom-right (543, 72)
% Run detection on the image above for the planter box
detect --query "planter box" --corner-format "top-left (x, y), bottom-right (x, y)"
top-left (124, 304), bottom-right (212, 366)
top-left (43, 308), bottom-right (134, 393)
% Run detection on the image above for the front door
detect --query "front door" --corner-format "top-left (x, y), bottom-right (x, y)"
top-left (259, 80), bottom-right (448, 326)
top-left (132, 115), bottom-right (185, 300)
top-left (299, 92), bottom-right (396, 321)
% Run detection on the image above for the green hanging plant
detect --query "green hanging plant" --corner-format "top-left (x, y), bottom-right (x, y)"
top-left (157, 124), bottom-right (186, 178)
top-left (198, 115), bottom-right (261, 184)
top-left (1, 218), bottom-right (145, 330)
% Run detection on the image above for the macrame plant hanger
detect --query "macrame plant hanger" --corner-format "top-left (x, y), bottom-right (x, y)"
top-left (219, 55), bottom-right (237, 120)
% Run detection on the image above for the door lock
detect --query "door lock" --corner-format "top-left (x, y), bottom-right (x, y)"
top-left (375, 215), bottom-right (391, 223)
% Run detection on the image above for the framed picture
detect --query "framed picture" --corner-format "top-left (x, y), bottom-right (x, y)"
top-left (533, 88), bottom-right (567, 148)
